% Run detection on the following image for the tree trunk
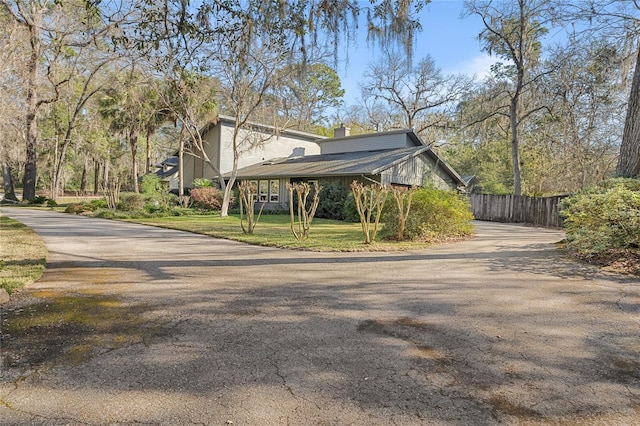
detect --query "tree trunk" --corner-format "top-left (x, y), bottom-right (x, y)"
top-left (80, 157), bottom-right (88, 195)
top-left (145, 127), bottom-right (155, 174)
top-left (130, 129), bottom-right (140, 193)
top-left (510, 97), bottom-right (522, 196)
top-left (2, 164), bottom-right (18, 201)
top-left (22, 10), bottom-right (42, 202)
top-left (178, 127), bottom-right (185, 198)
top-left (617, 47), bottom-right (640, 178)
top-left (220, 172), bottom-right (234, 217)
top-left (52, 136), bottom-right (73, 200)
top-left (220, 128), bottom-right (241, 217)
top-left (94, 160), bottom-right (100, 195)
top-left (103, 160), bottom-right (110, 191)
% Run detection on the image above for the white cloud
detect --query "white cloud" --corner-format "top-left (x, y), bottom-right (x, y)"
top-left (449, 54), bottom-right (501, 78)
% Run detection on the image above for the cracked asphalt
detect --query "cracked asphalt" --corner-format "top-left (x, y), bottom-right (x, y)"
top-left (1, 207), bottom-right (640, 425)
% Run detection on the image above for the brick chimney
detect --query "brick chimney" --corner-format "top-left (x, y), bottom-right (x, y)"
top-left (333, 124), bottom-right (351, 138)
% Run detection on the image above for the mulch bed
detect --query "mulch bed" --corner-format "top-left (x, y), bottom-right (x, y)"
top-left (576, 248), bottom-right (640, 276)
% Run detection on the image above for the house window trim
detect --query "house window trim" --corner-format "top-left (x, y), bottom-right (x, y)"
top-left (258, 180), bottom-right (268, 202)
top-left (244, 179), bottom-right (280, 203)
top-left (269, 180), bottom-right (279, 203)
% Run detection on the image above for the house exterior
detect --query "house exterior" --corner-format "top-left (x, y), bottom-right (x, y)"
top-left (155, 157), bottom-right (180, 190)
top-left (230, 127), bottom-right (467, 210)
top-left (181, 115), bottom-right (323, 188)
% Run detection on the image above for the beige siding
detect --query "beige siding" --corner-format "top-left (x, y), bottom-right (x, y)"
top-left (319, 133), bottom-right (411, 154)
top-left (183, 155), bottom-right (195, 187)
top-left (182, 125), bottom-right (222, 187)
top-left (197, 125), bottom-right (221, 182)
top-left (168, 173), bottom-right (179, 191)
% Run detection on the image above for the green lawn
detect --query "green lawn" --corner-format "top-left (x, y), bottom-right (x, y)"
top-left (0, 214), bottom-right (47, 295)
top-left (128, 213), bottom-right (435, 252)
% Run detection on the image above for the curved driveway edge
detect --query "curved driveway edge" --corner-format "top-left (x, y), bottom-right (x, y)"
top-left (1, 208), bottom-right (639, 425)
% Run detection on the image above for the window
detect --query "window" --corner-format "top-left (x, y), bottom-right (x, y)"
top-left (244, 179), bottom-right (279, 203)
top-left (250, 180), bottom-right (258, 202)
top-left (259, 180), bottom-right (268, 202)
top-left (269, 180), bottom-right (279, 202)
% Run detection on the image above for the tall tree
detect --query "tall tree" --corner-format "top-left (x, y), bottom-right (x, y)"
top-left (537, 41), bottom-right (623, 192)
top-left (360, 50), bottom-right (470, 142)
top-left (0, 0), bottom-right (121, 200)
top-left (98, 71), bottom-right (153, 193)
top-left (465, 0), bottom-right (553, 195)
top-left (446, 79), bottom-right (515, 195)
top-left (1, 0), bottom-right (51, 201)
top-left (551, 1), bottom-right (640, 178)
top-left (212, 26), bottom-right (296, 217)
top-left (45, 46), bottom-right (117, 199)
top-left (619, 43), bottom-right (640, 177)
top-left (277, 62), bottom-right (345, 132)
top-left (0, 8), bottom-right (25, 201)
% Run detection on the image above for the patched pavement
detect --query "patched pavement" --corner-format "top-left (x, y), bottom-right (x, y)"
top-left (1, 208), bottom-right (639, 425)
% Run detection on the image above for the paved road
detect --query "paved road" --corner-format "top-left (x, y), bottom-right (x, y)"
top-left (1, 208), bottom-right (639, 425)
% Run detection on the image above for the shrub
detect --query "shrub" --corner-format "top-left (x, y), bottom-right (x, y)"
top-left (144, 193), bottom-right (179, 214)
top-left (169, 207), bottom-right (196, 216)
top-left (65, 202), bottom-right (91, 214)
top-left (193, 178), bottom-right (212, 188)
top-left (28, 195), bottom-right (49, 205)
top-left (140, 174), bottom-right (163, 195)
top-left (93, 209), bottom-right (116, 219)
top-left (64, 198), bottom-right (109, 215)
top-left (561, 178), bottom-right (640, 254)
top-left (381, 187), bottom-right (474, 241)
top-left (315, 181), bottom-right (350, 220)
top-left (141, 174), bottom-right (178, 212)
top-left (190, 186), bottom-right (224, 211)
top-left (342, 192), bottom-right (361, 222)
top-left (118, 193), bottom-right (145, 211)
top-left (89, 198), bottom-right (108, 210)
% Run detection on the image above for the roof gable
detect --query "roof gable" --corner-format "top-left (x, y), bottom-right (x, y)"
top-left (207, 115), bottom-right (326, 143)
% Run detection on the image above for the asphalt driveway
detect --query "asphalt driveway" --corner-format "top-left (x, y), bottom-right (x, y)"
top-left (1, 208), bottom-right (639, 425)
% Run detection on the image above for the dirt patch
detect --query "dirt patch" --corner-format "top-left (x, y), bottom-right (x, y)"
top-left (1, 290), bottom-right (164, 369)
top-left (489, 394), bottom-right (542, 420)
top-left (575, 248), bottom-right (640, 276)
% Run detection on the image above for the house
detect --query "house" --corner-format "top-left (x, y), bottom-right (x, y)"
top-left (155, 157), bottom-right (180, 190)
top-left (230, 126), bottom-right (467, 210)
top-left (180, 115), bottom-right (323, 189)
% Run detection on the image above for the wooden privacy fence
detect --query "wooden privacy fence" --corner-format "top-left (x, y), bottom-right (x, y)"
top-left (469, 194), bottom-right (567, 228)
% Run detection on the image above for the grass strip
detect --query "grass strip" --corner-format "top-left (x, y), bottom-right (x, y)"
top-left (128, 214), bottom-right (434, 252)
top-left (0, 214), bottom-right (47, 295)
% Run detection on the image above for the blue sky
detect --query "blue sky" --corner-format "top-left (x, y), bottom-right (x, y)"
top-left (337, 0), bottom-right (496, 103)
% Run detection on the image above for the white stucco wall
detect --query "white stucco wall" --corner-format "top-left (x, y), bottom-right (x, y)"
top-left (183, 120), bottom-right (321, 188)
top-left (218, 123), bottom-right (321, 175)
